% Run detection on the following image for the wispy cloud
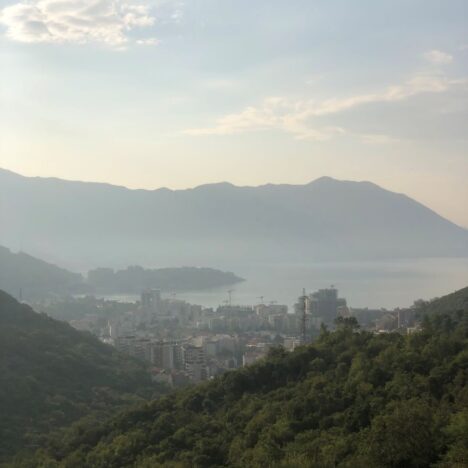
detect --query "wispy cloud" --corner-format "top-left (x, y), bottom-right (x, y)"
top-left (423, 49), bottom-right (453, 64)
top-left (184, 96), bottom-right (346, 141)
top-left (0, 0), bottom-right (158, 48)
top-left (184, 72), bottom-right (467, 142)
top-left (136, 37), bottom-right (160, 46)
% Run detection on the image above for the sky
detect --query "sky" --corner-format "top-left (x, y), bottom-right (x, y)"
top-left (0, 0), bottom-right (467, 227)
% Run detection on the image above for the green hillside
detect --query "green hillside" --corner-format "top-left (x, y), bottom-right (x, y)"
top-left (17, 288), bottom-right (468, 467)
top-left (417, 285), bottom-right (468, 316)
top-left (0, 246), bottom-right (83, 300)
top-left (0, 291), bottom-right (158, 462)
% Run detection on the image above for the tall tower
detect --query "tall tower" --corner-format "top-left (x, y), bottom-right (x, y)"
top-left (299, 288), bottom-right (308, 344)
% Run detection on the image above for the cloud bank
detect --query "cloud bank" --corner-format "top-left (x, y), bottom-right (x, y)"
top-left (0, 0), bottom-right (157, 47)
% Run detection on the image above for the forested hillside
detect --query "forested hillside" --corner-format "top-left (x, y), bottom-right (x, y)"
top-left (417, 285), bottom-right (468, 316)
top-left (0, 291), bottom-right (158, 462)
top-left (17, 288), bottom-right (468, 467)
top-left (0, 246), bottom-right (83, 300)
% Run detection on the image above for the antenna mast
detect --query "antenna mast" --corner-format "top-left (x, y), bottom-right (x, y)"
top-left (300, 288), bottom-right (308, 344)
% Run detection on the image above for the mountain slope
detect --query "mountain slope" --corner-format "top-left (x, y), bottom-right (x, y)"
top-left (0, 290), bottom-right (156, 461)
top-left (1, 169), bottom-right (467, 269)
top-left (0, 246), bottom-right (83, 300)
top-left (0, 246), bottom-right (242, 300)
top-left (418, 285), bottom-right (468, 316)
top-left (24, 287), bottom-right (468, 467)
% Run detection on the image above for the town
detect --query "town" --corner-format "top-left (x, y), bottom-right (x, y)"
top-left (40, 286), bottom-right (419, 387)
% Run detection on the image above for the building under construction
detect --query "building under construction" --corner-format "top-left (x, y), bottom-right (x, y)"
top-left (295, 286), bottom-right (349, 342)
top-left (308, 287), bottom-right (348, 324)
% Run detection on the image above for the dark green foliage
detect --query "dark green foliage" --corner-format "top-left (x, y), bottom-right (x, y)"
top-left (16, 287), bottom-right (468, 467)
top-left (0, 291), bottom-right (157, 462)
top-left (415, 286), bottom-right (468, 317)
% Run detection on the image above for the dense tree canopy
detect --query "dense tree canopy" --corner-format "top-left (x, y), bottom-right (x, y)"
top-left (0, 291), bottom-right (159, 462)
top-left (11, 288), bottom-right (468, 467)
top-left (415, 285), bottom-right (468, 316)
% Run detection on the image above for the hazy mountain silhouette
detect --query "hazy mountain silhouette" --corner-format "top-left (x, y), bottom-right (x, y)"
top-left (1, 168), bottom-right (467, 269)
top-left (0, 245), bottom-right (83, 300)
top-left (0, 245), bottom-right (242, 300)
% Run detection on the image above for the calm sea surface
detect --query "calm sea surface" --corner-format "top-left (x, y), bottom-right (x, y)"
top-left (99, 258), bottom-right (468, 311)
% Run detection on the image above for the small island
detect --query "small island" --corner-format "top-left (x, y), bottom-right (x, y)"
top-left (0, 246), bottom-right (243, 300)
top-left (86, 265), bottom-right (244, 294)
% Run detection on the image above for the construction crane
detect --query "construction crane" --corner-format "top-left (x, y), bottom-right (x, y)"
top-left (227, 289), bottom-right (234, 306)
top-left (257, 296), bottom-right (264, 304)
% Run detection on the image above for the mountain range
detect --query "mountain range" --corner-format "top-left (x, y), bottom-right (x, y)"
top-left (1, 168), bottom-right (467, 270)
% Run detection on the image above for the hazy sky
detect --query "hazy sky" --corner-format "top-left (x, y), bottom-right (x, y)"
top-left (1, 0), bottom-right (467, 227)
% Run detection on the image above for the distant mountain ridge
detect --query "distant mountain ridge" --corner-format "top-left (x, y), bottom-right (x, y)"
top-left (1, 168), bottom-right (467, 269)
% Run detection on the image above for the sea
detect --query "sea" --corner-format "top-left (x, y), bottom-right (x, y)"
top-left (98, 257), bottom-right (468, 311)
